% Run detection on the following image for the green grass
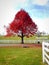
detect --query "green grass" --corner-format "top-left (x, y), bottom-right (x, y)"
top-left (0, 36), bottom-right (21, 40)
top-left (0, 35), bottom-right (36, 40)
top-left (0, 35), bottom-right (49, 40)
top-left (0, 47), bottom-right (47, 65)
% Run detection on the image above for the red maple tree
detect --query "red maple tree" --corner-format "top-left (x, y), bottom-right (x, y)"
top-left (6, 9), bottom-right (37, 43)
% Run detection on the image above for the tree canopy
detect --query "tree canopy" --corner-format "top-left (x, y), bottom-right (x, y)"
top-left (6, 9), bottom-right (37, 37)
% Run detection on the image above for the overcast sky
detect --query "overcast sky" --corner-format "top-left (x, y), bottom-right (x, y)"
top-left (0, 0), bottom-right (49, 35)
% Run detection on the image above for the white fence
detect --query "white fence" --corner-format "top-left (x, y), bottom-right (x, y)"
top-left (0, 40), bottom-right (21, 43)
top-left (0, 40), bottom-right (49, 43)
top-left (42, 42), bottom-right (49, 65)
top-left (0, 40), bottom-right (39, 43)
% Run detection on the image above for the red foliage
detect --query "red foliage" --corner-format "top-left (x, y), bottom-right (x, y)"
top-left (6, 9), bottom-right (37, 37)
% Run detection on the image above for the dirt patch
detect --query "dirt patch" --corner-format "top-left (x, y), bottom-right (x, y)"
top-left (22, 44), bottom-right (42, 48)
top-left (0, 43), bottom-right (42, 48)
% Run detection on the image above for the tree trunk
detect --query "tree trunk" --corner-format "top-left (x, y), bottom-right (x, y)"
top-left (21, 32), bottom-right (24, 44)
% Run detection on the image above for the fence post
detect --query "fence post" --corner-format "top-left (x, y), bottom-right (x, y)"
top-left (42, 41), bottom-right (45, 62)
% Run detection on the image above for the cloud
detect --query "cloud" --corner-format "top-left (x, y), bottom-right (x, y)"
top-left (32, 0), bottom-right (48, 5)
top-left (0, 0), bottom-right (27, 9)
top-left (27, 4), bottom-right (49, 18)
top-left (33, 17), bottom-right (49, 33)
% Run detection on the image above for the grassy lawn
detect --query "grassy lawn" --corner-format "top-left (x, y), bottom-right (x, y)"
top-left (0, 36), bottom-right (21, 40)
top-left (0, 35), bottom-right (49, 44)
top-left (0, 35), bottom-right (49, 40)
top-left (0, 47), bottom-right (47, 65)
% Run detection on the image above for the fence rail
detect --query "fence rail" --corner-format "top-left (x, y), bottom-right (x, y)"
top-left (42, 42), bottom-right (49, 65)
top-left (0, 40), bottom-right (21, 43)
top-left (0, 40), bottom-right (49, 43)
